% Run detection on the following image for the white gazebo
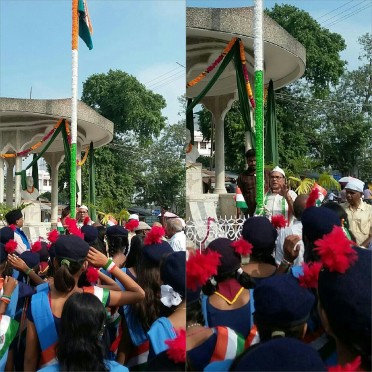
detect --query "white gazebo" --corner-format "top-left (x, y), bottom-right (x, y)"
top-left (0, 97), bottom-right (114, 237)
top-left (186, 6), bottom-right (306, 221)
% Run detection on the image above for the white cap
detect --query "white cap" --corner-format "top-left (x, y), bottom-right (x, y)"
top-left (176, 217), bottom-right (186, 229)
top-left (128, 214), bottom-right (139, 221)
top-left (345, 178), bottom-right (364, 193)
top-left (271, 166), bottom-right (285, 177)
top-left (79, 205), bottom-right (88, 211)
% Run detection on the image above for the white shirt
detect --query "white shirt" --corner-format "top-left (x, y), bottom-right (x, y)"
top-left (167, 231), bottom-right (186, 252)
top-left (275, 220), bottom-right (304, 266)
top-left (265, 190), bottom-right (297, 226)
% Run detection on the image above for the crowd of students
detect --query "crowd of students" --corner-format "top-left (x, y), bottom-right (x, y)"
top-left (0, 188), bottom-right (370, 371)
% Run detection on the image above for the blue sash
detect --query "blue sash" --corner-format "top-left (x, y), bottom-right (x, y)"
top-left (31, 290), bottom-right (58, 353)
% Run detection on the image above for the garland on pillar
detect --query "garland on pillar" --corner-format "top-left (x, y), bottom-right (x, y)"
top-left (0, 119), bottom-right (63, 158)
top-left (254, 0), bottom-right (265, 216)
top-left (186, 37), bottom-right (237, 88)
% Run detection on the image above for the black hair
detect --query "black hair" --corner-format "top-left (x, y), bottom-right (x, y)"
top-left (125, 235), bottom-right (143, 269)
top-left (250, 244), bottom-right (277, 267)
top-left (186, 297), bottom-right (205, 326)
top-left (202, 268), bottom-right (255, 296)
top-left (54, 259), bottom-right (83, 293)
top-left (57, 293), bottom-right (108, 371)
top-left (253, 314), bottom-right (307, 342)
top-left (245, 148), bottom-right (256, 159)
top-left (107, 235), bottom-right (129, 257)
top-left (321, 202), bottom-right (357, 241)
top-left (132, 256), bottom-right (163, 331)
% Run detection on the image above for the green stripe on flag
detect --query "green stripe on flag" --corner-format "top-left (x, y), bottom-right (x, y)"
top-left (236, 201), bottom-right (248, 209)
top-left (78, 0), bottom-right (93, 50)
top-left (236, 333), bottom-right (245, 356)
top-left (0, 317), bottom-right (19, 359)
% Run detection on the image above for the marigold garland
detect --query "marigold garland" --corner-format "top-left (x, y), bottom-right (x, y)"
top-left (239, 40), bottom-right (256, 108)
top-left (0, 119), bottom-right (63, 159)
top-left (186, 37), bottom-right (237, 88)
top-left (77, 146), bottom-right (90, 166)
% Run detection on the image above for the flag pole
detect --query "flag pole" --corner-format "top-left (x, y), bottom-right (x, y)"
top-left (254, 0), bottom-right (265, 215)
top-left (70, 0), bottom-right (79, 218)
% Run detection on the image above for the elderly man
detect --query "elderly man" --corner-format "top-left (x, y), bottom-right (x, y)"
top-left (166, 218), bottom-right (186, 252)
top-left (76, 205), bottom-right (92, 227)
top-left (341, 178), bottom-right (372, 247)
top-left (264, 166), bottom-right (297, 226)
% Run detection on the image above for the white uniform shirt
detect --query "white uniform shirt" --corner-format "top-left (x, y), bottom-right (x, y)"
top-left (265, 190), bottom-right (297, 226)
top-left (167, 231), bottom-right (186, 252)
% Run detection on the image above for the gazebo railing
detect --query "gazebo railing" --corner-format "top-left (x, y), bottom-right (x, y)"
top-left (185, 217), bottom-right (246, 249)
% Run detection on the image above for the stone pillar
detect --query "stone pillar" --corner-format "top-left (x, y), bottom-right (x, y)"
top-left (5, 159), bottom-right (14, 207)
top-left (14, 156), bottom-right (22, 206)
top-left (0, 158), bottom-right (4, 204)
top-left (44, 152), bottom-right (64, 227)
top-left (202, 93), bottom-right (236, 194)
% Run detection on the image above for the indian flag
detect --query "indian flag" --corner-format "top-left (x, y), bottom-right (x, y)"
top-left (0, 315), bottom-right (19, 359)
top-left (78, 0), bottom-right (93, 50)
top-left (211, 326), bottom-right (245, 362)
top-left (236, 187), bottom-right (248, 209)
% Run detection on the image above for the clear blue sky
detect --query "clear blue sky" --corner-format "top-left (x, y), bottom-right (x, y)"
top-left (1, 0), bottom-right (370, 130)
top-left (0, 0), bottom-right (186, 126)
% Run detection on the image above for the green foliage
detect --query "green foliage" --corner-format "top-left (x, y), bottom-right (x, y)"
top-left (197, 155), bottom-right (213, 169)
top-left (265, 4), bottom-right (347, 97)
top-left (81, 69), bottom-right (167, 143)
top-left (135, 120), bottom-right (186, 216)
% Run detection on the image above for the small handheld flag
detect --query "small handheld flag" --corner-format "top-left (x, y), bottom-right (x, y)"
top-left (78, 0), bottom-right (93, 50)
top-left (236, 187), bottom-right (248, 209)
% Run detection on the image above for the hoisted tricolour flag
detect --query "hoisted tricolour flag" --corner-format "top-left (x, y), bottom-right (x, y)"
top-left (78, 0), bottom-right (93, 50)
top-left (235, 187), bottom-right (248, 209)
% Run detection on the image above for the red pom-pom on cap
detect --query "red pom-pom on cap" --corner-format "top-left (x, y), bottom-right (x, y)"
top-left (47, 229), bottom-right (60, 243)
top-left (328, 355), bottom-right (361, 371)
top-left (298, 261), bottom-right (322, 288)
top-left (86, 266), bottom-right (99, 284)
top-left (31, 240), bottom-right (42, 253)
top-left (306, 188), bottom-right (320, 209)
top-left (314, 226), bottom-right (358, 273)
top-left (231, 238), bottom-right (253, 255)
top-left (165, 328), bottom-right (186, 363)
top-left (83, 216), bottom-right (90, 226)
top-left (187, 249), bottom-right (221, 290)
top-left (271, 215), bottom-right (287, 229)
top-left (5, 239), bottom-right (17, 254)
top-left (125, 219), bottom-right (139, 232)
top-left (8, 224), bottom-right (17, 231)
top-left (144, 226), bottom-right (165, 245)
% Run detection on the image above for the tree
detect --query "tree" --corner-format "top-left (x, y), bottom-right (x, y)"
top-left (81, 69), bottom-right (167, 143)
top-left (265, 4), bottom-right (347, 97)
top-left (135, 120), bottom-right (186, 215)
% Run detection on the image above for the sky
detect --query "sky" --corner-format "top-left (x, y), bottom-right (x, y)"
top-left (0, 0), bottom-right (186, 126)
top-left (1, 0), bottom-right (371, 131)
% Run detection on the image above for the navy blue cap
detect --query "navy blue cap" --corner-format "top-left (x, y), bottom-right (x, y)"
top-left (302, 206), bottom-right (341, 243)
top-left (20, 251), bottom-right (40, 269)
top-left (106, 225), bottom-right (128, 238)
top-left (146, 349), bottom-right (185, 371)
top-left (5, 209), bottom-right (23, 225)
top-left (160, 251), bottom-right (186, 298)
top-left (36, 242), bottom-right (50, 262)
top-left (0, 243), bottom-right (8, 264)
top-left (54, 235), bottom-right (90, 262)
top-left (81, 225), bottom-right (99, 244)
top-left (0, 226), bottom-right (14, 244)
top-left (318, 246), bottom-right (371, 340)
top-left (241, 216), bottom-right (278, 251)
top-left (142, 241), bottom-right (173, 265)
top-left (254, 274), bottom-right (315, 327)
top-left (186, 286), bottom-right (201, 306)
top-left (232, 337), bottom-right (327, 371)
top-left (207, 238), bottom-right (240, 276)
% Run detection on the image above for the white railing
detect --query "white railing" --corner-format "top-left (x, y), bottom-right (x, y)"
top-left (185, 217), bottom-right (246, 249)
